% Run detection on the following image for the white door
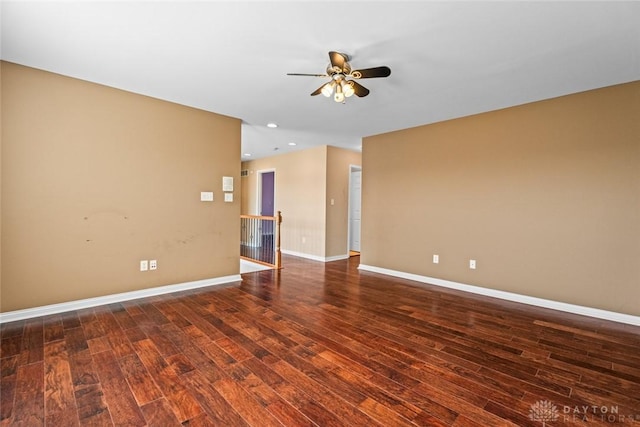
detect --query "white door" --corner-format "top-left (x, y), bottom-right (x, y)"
top-left (349, 169), bottom-right (362, 252)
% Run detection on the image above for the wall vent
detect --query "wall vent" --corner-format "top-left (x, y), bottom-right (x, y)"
top-left (241, 170), bottom-right (249, 177)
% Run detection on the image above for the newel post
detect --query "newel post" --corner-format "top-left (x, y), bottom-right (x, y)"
top-left (275, 211), bottom-right (282, 269)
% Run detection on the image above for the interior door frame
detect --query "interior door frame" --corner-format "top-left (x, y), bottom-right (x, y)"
top-left (256, 168), bottom-right (276, 216)
top-left (347, 164), bottom-right (362, 253)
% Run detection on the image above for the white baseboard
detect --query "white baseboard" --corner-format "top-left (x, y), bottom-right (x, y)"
top-left (281, 249), bottom-right (349, 263)
top-left (0, 274), bottom-right (242, 324)
top-left (358, 264), bottom-right (640, 326)
top-left (325, 254), bottom-right (350, 262)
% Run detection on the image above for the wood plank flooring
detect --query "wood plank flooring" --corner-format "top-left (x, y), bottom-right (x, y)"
top-left (2, 255), bottom-right (640, 426)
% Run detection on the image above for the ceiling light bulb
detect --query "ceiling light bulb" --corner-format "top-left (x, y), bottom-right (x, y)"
top-left (343, 81), bottom-right (355, 98)
top-left (321, 81), bottom-right (335, 97)
top-left (267, 122), bottom-right (278, 128)
top-left (334, 83), bottom-right (344, 103)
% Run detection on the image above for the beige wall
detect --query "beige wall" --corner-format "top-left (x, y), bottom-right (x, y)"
top-left (362, 81), bottom-right (640, 316)
top-left (326, 146), bottom-right (362, 257)
top-left (0, 63), bottom-right (3, 298)
top-left (1, 62), bottom-right (241, 312)
top-left (241, 145), bottom-right (361, 259)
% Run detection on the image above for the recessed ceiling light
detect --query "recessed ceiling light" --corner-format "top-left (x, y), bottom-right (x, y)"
top-left (267, 122), bottom-right (278, 128)
top-left (288, 142), bottom-right (297, 146)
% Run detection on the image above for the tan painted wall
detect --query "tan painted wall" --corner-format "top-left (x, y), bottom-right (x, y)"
top-left (0, 63), bottom-right (3, 297)
top-left (241, 146), bottom-right (327, 258)
top-left (326, 146), bottom-right (362, 258)
top-left (362, 81), bottom-right (640, 316)
top-left (1, 62), bottom-right (241, 312)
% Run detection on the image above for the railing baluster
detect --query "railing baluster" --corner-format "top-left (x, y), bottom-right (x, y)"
top-left (240, 212), bottom-right (282, 269)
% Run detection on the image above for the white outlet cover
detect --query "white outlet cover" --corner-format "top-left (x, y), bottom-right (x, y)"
top-left (433, 254), bottom-right (439, 264)
top-left (224, 193), bottom-right (233, 202)
top-left (140, 260), bottom-right (148, 271)
top-left (470, 259), bottom-right (476, 269)
top-left (200, 191), bottom-right (214, 202)
top-left (149, 260), bottom-right (157, 270)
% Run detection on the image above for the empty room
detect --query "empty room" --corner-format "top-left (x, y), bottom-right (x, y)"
top-left (1, 2), bottom-right (639, 426)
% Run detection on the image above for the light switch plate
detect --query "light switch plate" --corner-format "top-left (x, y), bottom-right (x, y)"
top-left (222, 176), bottom-right (234, 192)
top-left (224, 193), bottom-right (233, 202)
top-left (200, 191), bottom-right (214, 202)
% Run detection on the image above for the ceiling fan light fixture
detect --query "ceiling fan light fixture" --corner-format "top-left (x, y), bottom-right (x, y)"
top-left (321, 81), bottom-right (335, 97)
top-left (334, 84), bottom-right (345, 103)
top-left (343, 81), bottom-right (355, 98)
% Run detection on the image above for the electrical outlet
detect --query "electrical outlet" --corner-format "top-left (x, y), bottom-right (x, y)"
top-left (433, 254), bottom-right (439, 264)
top-left (149, 260), bottom-right (157, 270)
top-left (140, 260), bottom-right (148, 271)
top-left (469, 259), bottom-right (476, 269)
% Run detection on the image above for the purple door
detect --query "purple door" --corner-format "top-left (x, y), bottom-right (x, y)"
top-left (261, 171), bottom-right (274, 216)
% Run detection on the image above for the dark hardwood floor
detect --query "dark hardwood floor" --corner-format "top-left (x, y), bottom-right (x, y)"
top-left (2, 255), bottom-right (640, 426)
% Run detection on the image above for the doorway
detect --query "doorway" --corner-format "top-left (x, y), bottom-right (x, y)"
top-left (348, 166), bottom-right (362, 254)
top-left (259, 170), bottom-right (275, 217)
top-left (257, 170), bottom-right (276, 237)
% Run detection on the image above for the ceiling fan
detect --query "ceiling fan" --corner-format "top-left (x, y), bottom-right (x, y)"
top-left (287, 51), bottom-right (391, 103)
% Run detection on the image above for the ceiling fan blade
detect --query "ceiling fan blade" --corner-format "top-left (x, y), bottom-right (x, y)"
top-left (287, 73), bottom-right (329, 77)
top-left (329, 51), bottom-right (348, 72)
top-left (350, 80), bottom-right (370, 97)
top-left (310, 84), bottom-right (326, 96)
top-left (350, 66), bottom-right (391, 79)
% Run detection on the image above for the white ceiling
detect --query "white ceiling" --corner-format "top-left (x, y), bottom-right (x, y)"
top-left (2, 1), bottom-right (639, 160)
